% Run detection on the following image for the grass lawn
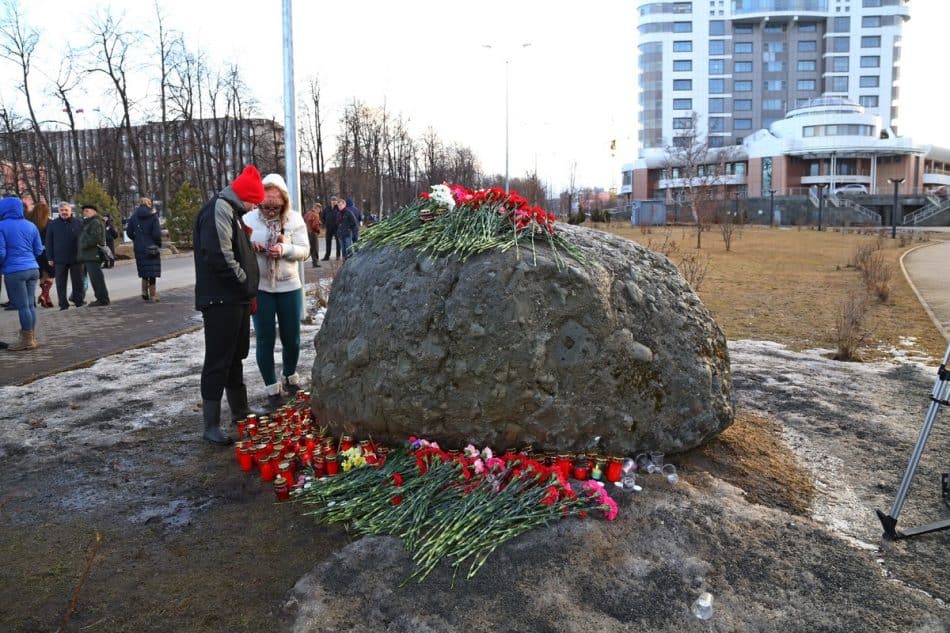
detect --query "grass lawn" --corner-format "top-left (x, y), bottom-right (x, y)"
top-left (599, 223), bottom-right (947, 362)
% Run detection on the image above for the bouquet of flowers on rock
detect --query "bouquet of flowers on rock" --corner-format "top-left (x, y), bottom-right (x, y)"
top-left (358, 183), bottom-right (583, 265)
top-left (294, 438), bottom-right (617, 583)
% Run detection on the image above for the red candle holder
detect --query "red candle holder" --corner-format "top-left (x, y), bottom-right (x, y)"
top-left (325, 454), bottom-right (340, 476)
top-left (278, 461), bottom-right (294, 486)
top-left (340, 436), bottom-right (354, 452)
top-left (605, 457), bottom-right (623, 483)
top-left (314, 455), bottom-right (326, 477)
top-left (572, 456), bottom-right (589, 481)
top-left (237, 446), bottom-right (254, 472)
top-left (557, 454), bottom-right (572, 479)
top-left (273, 475), bottom-right (290, 501)
top-left (260, 457), bottom-right (277, 481)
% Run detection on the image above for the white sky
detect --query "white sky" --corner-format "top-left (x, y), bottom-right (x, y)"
top-left (0, 1), bottom-right (947, 193)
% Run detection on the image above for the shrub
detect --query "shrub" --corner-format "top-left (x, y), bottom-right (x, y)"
top-left (862, 251), bottom-right (893, 303)
top-left (834, 292), bottom-right (870, 361)
top-left (676, 252), bottom-right (710, 292)
top-left (74, 176), bottom-right (119, 228)
top-left (166, 181), bottom-right (203, 247)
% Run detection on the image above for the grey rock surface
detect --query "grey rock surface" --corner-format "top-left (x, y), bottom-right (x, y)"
top-left (311, 224), bottom-right (733, 453)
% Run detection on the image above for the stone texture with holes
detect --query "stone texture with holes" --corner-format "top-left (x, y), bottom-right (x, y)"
top-left (310, 224), bottom-right (732, 453)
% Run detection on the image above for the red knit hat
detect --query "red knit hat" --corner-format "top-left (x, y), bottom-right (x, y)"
top-left (230, 165), bottom-right (265, 204)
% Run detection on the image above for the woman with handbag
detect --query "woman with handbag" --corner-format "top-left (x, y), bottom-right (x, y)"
top-left (125, 196), bottom-right (163, 302)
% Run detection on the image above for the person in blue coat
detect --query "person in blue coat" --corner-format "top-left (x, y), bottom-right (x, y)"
top-left (0, 196), bottom-right (44, 350)
top-left (125, 197), bottom-right (163, 302)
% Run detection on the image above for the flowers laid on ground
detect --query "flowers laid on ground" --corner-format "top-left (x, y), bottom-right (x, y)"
top-left (358, 182), bottom-right (584, 265)
top-left (292, 438), bottom-right (618, 582)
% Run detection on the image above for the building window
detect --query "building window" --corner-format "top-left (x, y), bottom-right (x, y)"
top-left (862, 36), bottom-right (881, 48)
top-left (673, 59), bottom-right (693, 71)
top-left (764, 41), bottom-right (784, 54)
top-left (709, 136), bottom-right (725, 148)
top-left (673, 40), bottom-right (693, 52)
top-left (734, 99), bottom-right (752, 111)
top-left (764, 23), bottom-right (784, 33)
top-left (799, 22), bottom-right (817, 32)
top-left (673, 136), bottom-right (691, 148)
top-left (709, 98), bottom-right (725, 112)
top-left (673, 117), bottom-right (693, 129)
top-left (734, 61), bottom-right (753, 73)
top-left (830, 76), bottom-right (849, 91)
top-left (673, 98), bottom-right (693, 109)
top-left (859, 95), bottom-right (879, 107)
top-left (673, 79), bottom-right (693, 90)
top-left (735, 23), bottom-right (753, 34)
top-left (734, 41), bottom-right (753, 54)
top-left (765, 61), bottom-right (784, 72)
top-left (861, 55), bottom-right (880, 68)
top-left (709, 59), bottom-right (725, 74)
top-left (797, 79), bottom-right (816, 91)
top-left (708, 117), bottom-right (726, 132)
top-left (762, 99), bottom-right (785, 111)
top-left (798, 40), bottom-right (818, 53)
top-left (863, 0), bottom-right (881, 7)
top-left (798, 60), bottom-right (817, 71)
top-left (831, 37), bottom-right (850, 53)
top-left (830, 56), bottom-right (850, 72)
top-left (734, 80), bottom-right (753, 91)
top-left (709, 20), bottom-right (725, 35)
top-left (709, 40), bottom-right (725, 55)
top-left (734, 119), bottom-right (752, 130)
top-left (860, 75), bottom-right (880, 87)
top-left (709, 78), bottom-right (726, 93)
top-left (765, 80), bottom-right (785, 91)
top-left (673, 21), bottom-right (692, 32)
top-left (862, 15), bottom-right (882, 28)
top-left (832, 16), bottom-right (851, 32)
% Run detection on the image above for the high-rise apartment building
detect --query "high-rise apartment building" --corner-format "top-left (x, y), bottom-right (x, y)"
top-left (636, 0), bottom-right (910, 157)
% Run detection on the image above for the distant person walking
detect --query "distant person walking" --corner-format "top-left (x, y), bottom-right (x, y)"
top-left (103, 213), bottom-right (118, 260)
top-left (78, 204), bottom-right (110, 306)
top-left (303, 203), bottom-right (322, 267)
top-left (126, 197), bottom-right (163, 302)
top-left (244, 174), bottom-right (310, 406)
top-left (193, 165), bottom-right (263, 445)
top-left (321, 194), bottom-right (340, 260)
top-left (26, 201), bottom-right (54, 308)
top-left (335, 197), bottom-right (359, 260)
top-left (346, 197), bottom-right (362, 242)
top-left (46, 201), bottom-right (85, 310)
top-left (0, 196), bottom-right (44, 351)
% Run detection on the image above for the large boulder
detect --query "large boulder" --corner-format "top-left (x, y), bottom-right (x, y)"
top-left (310, 224), bottom-right (732, 453)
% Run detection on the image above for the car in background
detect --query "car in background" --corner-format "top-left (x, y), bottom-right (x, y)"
top-left (930, 185), bottom-right (950, 198)
top-left (833, 183), bottom-right (868, 195)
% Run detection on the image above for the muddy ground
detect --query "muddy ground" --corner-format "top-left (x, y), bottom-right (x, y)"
top-left (1, 338), bottom-right (948, 632)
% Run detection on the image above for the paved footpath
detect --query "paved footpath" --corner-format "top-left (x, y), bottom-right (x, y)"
top-left (902, 237), bottom-right (950, 345)
top-left (0, 258), bottom-right (340, 386)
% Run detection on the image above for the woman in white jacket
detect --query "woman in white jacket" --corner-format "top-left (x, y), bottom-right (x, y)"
top-left (244, 173), bottom-right (310, 405)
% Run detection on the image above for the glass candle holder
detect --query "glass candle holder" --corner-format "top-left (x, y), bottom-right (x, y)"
top-left (572, 456), bottom-right (589, 481)
top-left (273, 475), bottom-right (290, 501)
top-left (340, 436), bottom-right (354, 452)
top-left (591, 457), bottom-right (606, 481)
top-left (325, 454), bottom-right (340, 476)
top-left (605, 457), bottom-right (623, 483)
top-left (237, 446), bottom-right (254, 472)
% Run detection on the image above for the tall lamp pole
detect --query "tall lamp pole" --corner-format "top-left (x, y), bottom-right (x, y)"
top-left (483, 42), bottom-right (531, 192)
top-left (769, 189), bottom-right (776, 227)
top-left (888, 177), bottom-right (905, 239)
top-left (817, 184), bottom-right (827, 231)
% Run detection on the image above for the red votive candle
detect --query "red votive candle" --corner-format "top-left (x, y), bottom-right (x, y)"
top-left (325, 454), bottom-right (340, 476)
top-left (340, 436), bottom-right (354, 452)
top-left (237, 446), bottom-right (254, 472)
top-left (260, 456), bottom-right (277, 481)
top-left (605, 457), bottom-right (623, 483)
top-left (273, 475), bottom-right (290, 501)
top-left (572, 456), bottom-right (589, 481)
top-left (314, 456), bottom-right (326, 477)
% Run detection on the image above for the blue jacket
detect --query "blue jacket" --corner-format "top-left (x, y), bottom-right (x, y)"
top-left (0, 197), bottom-right (43, 275)
top-left (45, 213), bottom-right (83, 264)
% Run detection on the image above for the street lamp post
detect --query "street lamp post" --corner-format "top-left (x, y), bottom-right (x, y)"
top-left (769, 189), bottom-right (776, 227)
top-left (888, 177), bottom-right (905, 239)
top-left (483, 42), bottom-right (531, 192)
top-left (817, 184), bottom-right (827, 231)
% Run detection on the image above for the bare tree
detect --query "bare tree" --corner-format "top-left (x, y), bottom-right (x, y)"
top-left (0, 0), bottom-right (66, 198)
top-left (50, 47), bottom-right (85, 196)
top-left (663, 112), bottom-right (737, 249)
top-left (151, 1), bottom-right (180, 211)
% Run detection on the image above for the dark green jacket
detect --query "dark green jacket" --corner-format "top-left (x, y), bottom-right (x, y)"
top-left (78, 215), bottom-right (106, 263)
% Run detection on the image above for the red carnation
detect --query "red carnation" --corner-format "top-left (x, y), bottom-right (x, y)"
top-left (390, 495), bottom-right (403, 506)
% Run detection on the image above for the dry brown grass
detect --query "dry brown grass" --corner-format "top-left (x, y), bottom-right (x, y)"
top-left (683, 411), bottom-right (816, 516)
top-left (600, 224), bottom-right (947, 361)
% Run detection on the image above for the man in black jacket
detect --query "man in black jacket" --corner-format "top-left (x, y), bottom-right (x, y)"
top-left (45, 201), bottom-right (85, 309)
top-left (320, 194), bottom-right (340, 260)
top-left (193, 165), bottom-right (264, 445)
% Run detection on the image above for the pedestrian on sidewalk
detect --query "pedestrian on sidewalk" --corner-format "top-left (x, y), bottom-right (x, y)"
top-left (78, 204), bottom-right (110, 306)
top-left (126, 197), bottom-right (163, 302)
top-left (46, 201), bottom-right (85, 309)
top-left (103, 213), bottom-right (118, 262)
top-left (26, 201), bottom-right (54, 308)
top-left (321, 195), bottom-right (340, 260)
top-left (0, 196), bottom-right (44, 351)
top-left (193, 164), bottom-right (263, 445)
top-left (244, 173), bottom-right (310, 407)
top-left (303, 203), bottom-right (322, 267)
top-left (335, 197), bottom-right (359, 260)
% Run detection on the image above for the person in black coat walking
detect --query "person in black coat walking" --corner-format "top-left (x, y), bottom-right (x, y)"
top-left (320, 194), bottom-right (340, 260)
top-left (126, 197), bottom-right (163, 302)
top-left (45, 201), bottom-right (85, 309)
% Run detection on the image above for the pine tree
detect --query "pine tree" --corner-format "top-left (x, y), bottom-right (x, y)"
top-left (74, 176), bottom-right (120, 227)
top-left (166, 181), bottom-right (203, 247)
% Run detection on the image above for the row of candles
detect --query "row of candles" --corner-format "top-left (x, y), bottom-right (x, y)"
top-left (231, 394), bottom-right (670, 501)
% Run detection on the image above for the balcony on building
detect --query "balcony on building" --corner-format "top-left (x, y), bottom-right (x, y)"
top-left (730, 0), bottom-right (829, 20)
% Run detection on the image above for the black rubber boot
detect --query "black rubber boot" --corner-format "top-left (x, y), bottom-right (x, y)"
top-left (202, 400), bottom-right (233, 445)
